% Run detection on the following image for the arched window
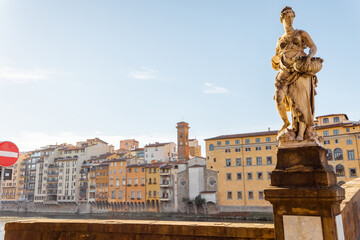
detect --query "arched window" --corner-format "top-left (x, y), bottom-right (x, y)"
top-left (326, 149), bottom-right (333, 161)
top-left (335, 164), bottom-right (345, 177)
top-left (334, 148), bottom-right (343, 160)
top-left (209, 144), bottom-right (214, 151)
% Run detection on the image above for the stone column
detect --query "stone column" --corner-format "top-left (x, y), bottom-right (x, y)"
top-left (264, 144), bottom-right (345, 240)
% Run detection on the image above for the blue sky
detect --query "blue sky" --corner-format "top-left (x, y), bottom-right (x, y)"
top-left (0, 1), bottom-right (359, 152)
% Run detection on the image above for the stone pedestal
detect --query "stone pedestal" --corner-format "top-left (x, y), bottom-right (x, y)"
top-left (264, 145), bottom-right (345, 240)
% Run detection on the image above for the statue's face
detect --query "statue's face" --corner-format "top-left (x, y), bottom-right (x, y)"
top-left (282, 13), bottom-right (294, 27)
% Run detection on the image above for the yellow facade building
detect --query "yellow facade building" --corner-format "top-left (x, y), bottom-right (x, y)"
top-left (314, 114), bottom-right (360, 183)
top-left (205, 114), bottom-right (360, 211)
top-left (145, 162), bottom-right (162, 211)
top-left (1, 152), bottom-right (30, 202)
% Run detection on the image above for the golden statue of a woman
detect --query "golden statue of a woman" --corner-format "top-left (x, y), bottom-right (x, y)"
top-left (272, 6), bottom-right (323, 143)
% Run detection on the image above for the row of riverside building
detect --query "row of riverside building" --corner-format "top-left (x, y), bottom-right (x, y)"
top-left (1, 114), bottom-right (360, 213)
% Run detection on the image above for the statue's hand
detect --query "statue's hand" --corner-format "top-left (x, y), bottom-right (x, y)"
top-left (304, 56), bottom-right (311, 69)
top-left (305, 56), bottom-right (311, 64)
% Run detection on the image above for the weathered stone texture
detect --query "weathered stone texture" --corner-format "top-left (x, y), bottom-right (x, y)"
top-left (271, 146), bottom-right (337, 187)
top-left (5, 219), bottom-right (274, 240)
top-left (340, 178), bottom-right (360, 240)
top-left (265, 145), bottom-right (345, 240)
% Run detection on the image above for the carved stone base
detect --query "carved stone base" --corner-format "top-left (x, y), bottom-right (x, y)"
top-left (265, 186), bottom-right (345, 240)
top-left (265, 145), bottom-right (345, 239)
top-left (271, 145), bottom-right (337, 187)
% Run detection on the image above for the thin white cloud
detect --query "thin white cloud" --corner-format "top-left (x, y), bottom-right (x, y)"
top-left (128, 67), bottom-right (158, 80)
top-left (0, 66), bottom-right (55, 84)
top-left (203, 82), bottom-right (229, 94)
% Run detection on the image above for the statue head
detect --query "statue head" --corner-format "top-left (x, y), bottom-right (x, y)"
top-left (280, 6), bottom-right (295, 26)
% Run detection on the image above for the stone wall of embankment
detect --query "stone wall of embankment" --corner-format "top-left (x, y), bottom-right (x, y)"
top-left (341, 178), bottom-right (360, 240)
top-left (5, 219), bottom-right (275, 240)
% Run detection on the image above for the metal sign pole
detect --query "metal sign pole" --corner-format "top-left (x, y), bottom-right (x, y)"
top-left (0, 166), bottom-right (4, 211)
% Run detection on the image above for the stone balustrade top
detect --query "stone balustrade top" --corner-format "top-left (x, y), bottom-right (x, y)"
top-left (5, 219), bottom-right (275, 240)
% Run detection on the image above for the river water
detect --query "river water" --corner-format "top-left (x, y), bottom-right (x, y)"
top-left (0, 212), bottom-right (272, 240)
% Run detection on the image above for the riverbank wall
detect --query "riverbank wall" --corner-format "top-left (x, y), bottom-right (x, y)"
top-left (0, 202), bottom-right (274, 221)
top-left (4, 219), bottom-right (275, 240)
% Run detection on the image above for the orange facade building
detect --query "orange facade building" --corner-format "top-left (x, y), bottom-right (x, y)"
top-left (95, 161), bottom-right (109, 203)
top-left (108, 158), bottom-right (127, 211)
top-left (126, 164), bottom-right (146, 210)
top-left (120, 139), bottom-right (139, 151)
top-left (177, 122), bottom-right (190, 160)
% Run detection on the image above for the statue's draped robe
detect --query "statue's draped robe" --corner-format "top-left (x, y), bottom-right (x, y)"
top-left (285, 73), bottom-right (316, 131)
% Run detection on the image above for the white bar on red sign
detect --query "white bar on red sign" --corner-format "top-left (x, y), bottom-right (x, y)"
top-left (0, 151), bottom-right (19, 158)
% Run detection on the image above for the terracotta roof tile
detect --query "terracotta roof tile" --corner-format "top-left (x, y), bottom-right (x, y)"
top-left (316, 114), bottom-right (348, 120)
top-left (315, 122), bottom-right (360, 130)
top-left (205, 130), bottom-right (278, 141)
top-left (145, 142), bottom-right (173, 147)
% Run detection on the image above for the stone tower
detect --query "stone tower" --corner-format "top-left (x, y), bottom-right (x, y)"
top-left (177, 122), bottom-right (189, 161)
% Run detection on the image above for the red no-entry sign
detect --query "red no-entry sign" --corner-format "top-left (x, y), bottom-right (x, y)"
top-left (0, 141), bottom-right (19, 167)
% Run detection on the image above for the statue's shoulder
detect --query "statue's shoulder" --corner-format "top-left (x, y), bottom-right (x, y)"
top-left (296, 29), bottom-right (309, 37)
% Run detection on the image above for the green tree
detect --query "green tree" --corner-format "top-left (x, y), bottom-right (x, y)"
top-left (194, 195), bottom-right (205, 207)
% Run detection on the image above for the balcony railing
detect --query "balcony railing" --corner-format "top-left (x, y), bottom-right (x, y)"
top-left (47, 178), bottom-right (58, 182)
top-left (47, 185), bottom-right (58, 189)
top-left (160, 196), bottom-right (171, 201)
top-left (48, 171), bottom-right (59, 176)
top-left (47, 190), bottom-right (57, 195)
top-left (48, 165), bottom-right (59, 169)
top-left (160, 181), bottom-right (171, 187)
top-left (160, 171), bottom-right (170, 176)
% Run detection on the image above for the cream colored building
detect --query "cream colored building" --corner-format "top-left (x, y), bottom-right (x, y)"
top-left (31, 138), bottom-right (113, 205)
top-left (144, 142), bottom-right (176, 163)
top-left (34, 145), bottom-right (59, 203)
top-left (205, 113), bottom-right (360, 211)
top-left (56, 139), bottom-right (113, 203)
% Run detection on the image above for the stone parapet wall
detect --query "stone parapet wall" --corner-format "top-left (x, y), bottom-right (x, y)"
top-left (341, 178), bottom-right (360, 240)
top-left (218, 205), bottom-right (272, 213)
top-left (5, 219), bottom-right (275, 240)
